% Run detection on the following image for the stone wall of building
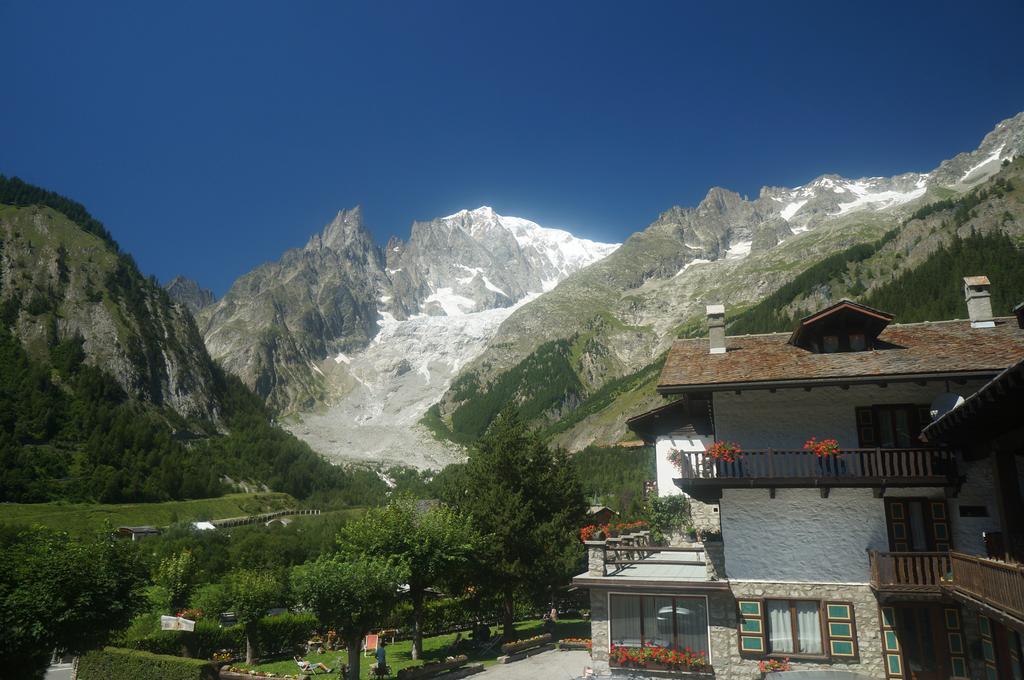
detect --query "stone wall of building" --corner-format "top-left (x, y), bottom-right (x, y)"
top-left (714, 582), bottom-right (886, 680)
top-left (589, 588), bottom-right (611, 675)
top-left (588, 582), bottom-right (885, 680)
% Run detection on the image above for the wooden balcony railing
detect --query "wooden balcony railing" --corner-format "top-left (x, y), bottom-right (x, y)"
top-left (869, 551), bottom-right (951, 593)
top-left (869, 551), bottom-right (1024, 624)
top-left (949, 552), bottom-right (1024, 622)
top-left (673, 448), bottom-right (957, 498)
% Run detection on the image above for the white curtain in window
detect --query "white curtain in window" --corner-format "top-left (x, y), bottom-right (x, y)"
top-left (796, 602), bottom-right (823, 654)
top-left (674, 597), bottom-right (709, 654)
top-left (610, 595), bottom-right (642, 646)
top-left (767, 601), bottom-right (794, 653)
top-left (644, 597), bottom-right (673, 647)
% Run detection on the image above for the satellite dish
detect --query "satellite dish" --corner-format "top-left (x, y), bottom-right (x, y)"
top-left (930, 393), bottom-right (965, 421)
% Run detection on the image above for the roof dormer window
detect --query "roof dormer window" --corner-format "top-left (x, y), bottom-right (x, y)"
top-left (788, 300), bottom-right (894, 354)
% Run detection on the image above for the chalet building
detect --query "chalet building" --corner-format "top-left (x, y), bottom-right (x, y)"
top-left (574, 277), bottom-right (1024, 680)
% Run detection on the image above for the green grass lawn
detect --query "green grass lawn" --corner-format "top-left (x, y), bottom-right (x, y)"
top-left (0, 492), bottom-right (299, 535)
top-left (241, 618), bottom-right (590, 678)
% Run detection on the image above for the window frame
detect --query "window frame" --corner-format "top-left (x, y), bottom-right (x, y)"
top-left (855, 403), bottom-right (932, 449)
top-left (765, 598), bottom-right (829, 661)
top-left (606, 592), bottom-right (712, 664)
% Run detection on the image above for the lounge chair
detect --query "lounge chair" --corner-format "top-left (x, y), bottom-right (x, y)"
top-left (294, 656), bottom-right (333, 675)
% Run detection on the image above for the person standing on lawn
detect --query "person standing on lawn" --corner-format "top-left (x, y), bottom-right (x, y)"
top-left (376, 639), bottom-right (387, 675)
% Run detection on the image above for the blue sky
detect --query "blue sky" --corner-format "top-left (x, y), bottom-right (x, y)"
top-left (2, 1), bottom-right (1023, 295)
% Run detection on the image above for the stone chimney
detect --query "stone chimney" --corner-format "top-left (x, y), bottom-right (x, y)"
top-left (964, 276), bottom-right (995, 328)
top-left (707, 304), bottom-right (726, 354)
top-left (1014, 301), bottom-right (1023, 330)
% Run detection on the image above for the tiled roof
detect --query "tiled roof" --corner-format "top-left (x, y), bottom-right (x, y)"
top-left (658, 318), bottom-right (1024, 392)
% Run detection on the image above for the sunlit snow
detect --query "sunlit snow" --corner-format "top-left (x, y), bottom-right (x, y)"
top-left (725, 239), bottom-right (753, 260)
top-left (835, 181), bottom-right (926, 215)
top-left (674, 258), bottom-right (712, 277)
top-left (960, 145), bottom-right (1005, 184)
top-left (779, 199), bottom-right (808, 221)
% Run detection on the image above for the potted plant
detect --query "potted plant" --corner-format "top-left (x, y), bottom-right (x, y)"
top-left (804, 437), bottom-right (846, 474)
top-left (759, 657), bottom-right (792, 675)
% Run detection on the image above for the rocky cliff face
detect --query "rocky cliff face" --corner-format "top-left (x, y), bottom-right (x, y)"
top-left (198, 207), bottom-right (385, 412)
top-left (434, 112), bottom-right (1024, 451)
top-left (0, 203), bottom-right (223, 422)
top-left (200, 203), bottom-right (618, 464)
top-left (165, 275), bottom-right (215, 314)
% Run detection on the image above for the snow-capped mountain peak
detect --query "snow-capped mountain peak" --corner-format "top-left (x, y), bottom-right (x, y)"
top-left (385, 206), bottom-right (619, 319)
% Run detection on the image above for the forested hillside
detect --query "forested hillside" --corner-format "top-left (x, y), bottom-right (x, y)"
top-left (0, 178), bottom-right (389, 505)
top-left (727, 169), bottom-right (1024, 334)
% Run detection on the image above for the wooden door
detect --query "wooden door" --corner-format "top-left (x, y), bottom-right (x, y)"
top-left (894, 606), bottom-right (951, 680)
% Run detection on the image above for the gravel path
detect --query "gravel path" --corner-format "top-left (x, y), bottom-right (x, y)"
top-left (478, 649), bottom-right (592, 679)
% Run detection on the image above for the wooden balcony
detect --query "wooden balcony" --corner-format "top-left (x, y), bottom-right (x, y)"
top-left (869, 550), bottom-right (1024, 627)
top-left (947, 552), bottom-right (1024, 626)
top-left (869, 550), bottom-right (951, 598)
top-left (673, 448), bottom-right (958, 500)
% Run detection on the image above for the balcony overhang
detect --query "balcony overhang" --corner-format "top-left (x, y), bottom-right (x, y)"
top-left (672, 448), bottom-right (960, 502)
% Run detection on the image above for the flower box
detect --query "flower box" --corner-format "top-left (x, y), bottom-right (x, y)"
top-left (559, 638), bottom-right (592, 651)
top-left (804, 437), bottom-right (840, 457)
top-left (501, 633), bottom-right (552, 656)
top-left (608, 644), bottom-right (711, 674)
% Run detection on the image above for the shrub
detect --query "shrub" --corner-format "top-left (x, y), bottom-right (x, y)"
top-left (78, 647), bottom-right (218, 680)
top-left (252, 612), bottom-right (316, 657)
top-left (116, 612), bottom-right (314, 660)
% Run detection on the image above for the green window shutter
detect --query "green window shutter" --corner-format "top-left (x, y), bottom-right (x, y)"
top-left (856, 407), bottom-right (877, 447)
top-left (929, 501), bottom-right (953, 551)
top-left (979, 615), bottom-right (998, 680)
top-left (886, 500), bottom-right (910, 552)
top-left (825, 601), bottom-right (858, 658)
top-left (879, 605), bottom-right (903, 679)
top-left (737, 599), bottom-right (765, 655)
top-left (943, 608), bottom-right (969, 677)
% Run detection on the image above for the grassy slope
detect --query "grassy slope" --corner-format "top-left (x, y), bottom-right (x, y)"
top-left (0, 492), bottom-right (297, 535)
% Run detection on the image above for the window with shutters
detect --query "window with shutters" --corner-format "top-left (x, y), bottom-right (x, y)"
top-left (738, 599), bottom-right (858, 661)
top-left (855, 404), bottom-right (932, 448)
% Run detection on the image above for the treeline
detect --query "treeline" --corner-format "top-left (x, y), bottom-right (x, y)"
top-left (726, 229), bottom-right (898, 336)
top-left (0, 174), bottom-right (117, 248)
top-left (863, 231), bottom-right (1024, 322)
top-left (444, 338), bottom-right (584, 440)
top-left (0, 327), bottom-right (389, 504)
top-left (727, 174), bottom-right (1021, 335)
top-left (907, 176), bottom-right (1014, 224)
top-left (570, 444), bottom-right (655, 516)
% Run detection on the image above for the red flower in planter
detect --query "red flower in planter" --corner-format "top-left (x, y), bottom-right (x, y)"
top-left (609, 643), bottom-right (709, 671)
top-left (759, 657), bottom-right (792, 672)
top-left (804, 437), bottom-right (840, 457)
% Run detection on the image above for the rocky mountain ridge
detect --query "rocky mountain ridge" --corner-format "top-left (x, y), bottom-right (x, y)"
top-left (165, 275), bottom-right (215, 314)
top-left (199, 205), bottom-right (618, 426)
top-left (0, 200), bottom-right (224, 423)
top-left (432, 112), bottom-right (1024, 452)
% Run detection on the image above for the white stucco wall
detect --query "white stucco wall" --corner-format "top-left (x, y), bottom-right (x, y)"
top-left (712, 381), bottom-right (986, 449)
top-left (721, 488), bottom-right (890, 582)
top-left (952, 456), bottom-right (1001, 556)
top-left (655, 432), bottom-right (712, 497)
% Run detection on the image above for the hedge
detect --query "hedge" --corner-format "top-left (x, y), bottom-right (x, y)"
top-left (118, 612), bottom-right (316, 659)
top-left (78, 647), bottom-right (218, 680)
